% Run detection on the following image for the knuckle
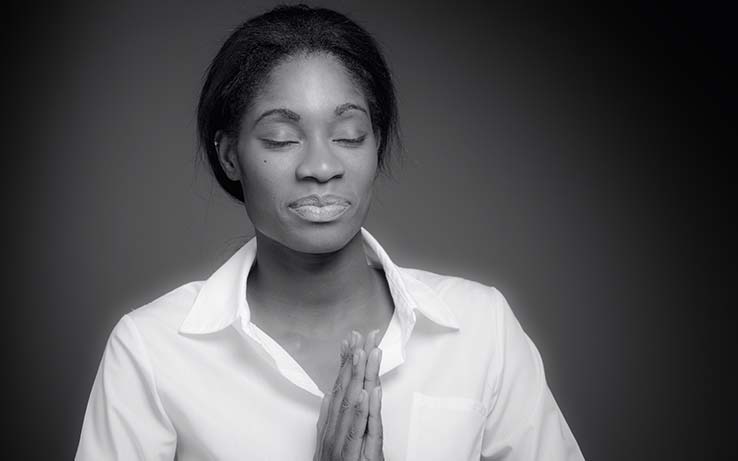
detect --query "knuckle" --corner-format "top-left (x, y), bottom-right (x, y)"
top-left (331, 380), bottom-right (344, 395)
top-left (341, 397), bottom-right (352, 411)
top-left (346, 426), bottom-right (360, 442)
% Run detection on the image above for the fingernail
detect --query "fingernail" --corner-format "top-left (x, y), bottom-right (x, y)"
top-left (341, 340), bottom-right (349, 361)
top-left (353, 350), bottom-right (360, 366)
top-left (350, 331), bottom-right (358, 348)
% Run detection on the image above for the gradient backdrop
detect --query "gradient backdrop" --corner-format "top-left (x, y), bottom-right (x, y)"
top-left (5, 1), bottom-right (732, 459)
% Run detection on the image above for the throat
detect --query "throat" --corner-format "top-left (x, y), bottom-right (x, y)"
top-left (248, 265), bottom-right (390, 340)
top-left (245, 231), bottom-right (394, 339)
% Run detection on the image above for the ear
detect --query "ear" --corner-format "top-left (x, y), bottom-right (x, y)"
top-left (214, 130), bottom-right (241, 181)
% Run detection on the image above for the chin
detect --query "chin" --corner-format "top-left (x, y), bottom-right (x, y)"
top-left (283, 222), bottom-right (359, 254)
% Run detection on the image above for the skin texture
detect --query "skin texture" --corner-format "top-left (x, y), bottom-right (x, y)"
top-left (215, 52), bottom-right (386, 459)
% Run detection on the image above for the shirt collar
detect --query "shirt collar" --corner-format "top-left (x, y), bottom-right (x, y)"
top-left (178, 227), bottom-right (460, 335)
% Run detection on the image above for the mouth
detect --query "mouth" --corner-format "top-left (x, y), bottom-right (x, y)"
top-left (288, 194), bottom-right (351, 223)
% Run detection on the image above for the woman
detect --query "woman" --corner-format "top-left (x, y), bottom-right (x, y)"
top-left (76, 4), bottom-right (584, 460)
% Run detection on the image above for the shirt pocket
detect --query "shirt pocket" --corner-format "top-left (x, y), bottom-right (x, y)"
top-left (406, 392), bottom-right (486, 461)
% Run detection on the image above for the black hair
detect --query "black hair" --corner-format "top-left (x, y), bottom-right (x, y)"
top-left (197, 3), bottom-right (401, 202)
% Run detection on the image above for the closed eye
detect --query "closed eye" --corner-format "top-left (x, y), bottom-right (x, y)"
top-left (333, 134), bottom-right (367, 146)
top-left (260, 139), bottom-right (298, 149)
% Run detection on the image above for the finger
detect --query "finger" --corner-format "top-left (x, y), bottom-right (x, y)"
top-left (316, 390), bottom-right (331, 431)
top-left (335, 343), bottom-right (367, 451)
top-left (363, 346), bottom-right (382, 393)
top-left (349, 333), bottom-right (366, 400)
top-left (364, 329), bottom-right (379, 357)
top-left (341, 389), bottom-right (369, 461)
top-left (315, 392), bottom-right (331, 454)
top-left (361, 329), bottom-right (378, 383)
top-left (362, 329), bottom-right (378, 389)
top-left (355, 330), bottom-right (366, 354)
top-left (325, 336), bottom-right (353, 440)
top-left (363, 385), bottom-right (384, 460)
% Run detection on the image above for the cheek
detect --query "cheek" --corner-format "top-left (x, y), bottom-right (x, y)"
top-left (347, 152), bottom-right (378, 205)
top-left (355, 149), bottom-right (379, 186)
top-left (238, 155), bottom-right (286, 207)
top-left (243, 172), bottom-right (281, 204)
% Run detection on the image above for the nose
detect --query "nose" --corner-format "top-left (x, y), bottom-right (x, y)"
top-left (295, 138), bottom-right (345, 183)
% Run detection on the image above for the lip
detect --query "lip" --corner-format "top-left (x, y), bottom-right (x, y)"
top-left (288, 194), bottom-right (351, 223)
top-left (288, 194), bottom-right (351, 208)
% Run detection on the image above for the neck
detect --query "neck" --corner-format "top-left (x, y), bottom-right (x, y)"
top-left (247, 229), bottom-right (379, 335)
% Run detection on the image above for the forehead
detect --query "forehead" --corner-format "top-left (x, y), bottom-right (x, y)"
top-left (249, 52), bottom-right (367, 116)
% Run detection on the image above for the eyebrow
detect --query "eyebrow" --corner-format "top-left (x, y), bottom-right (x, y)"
top-left (253, 103), bottom-right (368, 127)
top-left (334, 103), bottom-right (368, 117)
top-left (253, 108), bottom-right (300, 127)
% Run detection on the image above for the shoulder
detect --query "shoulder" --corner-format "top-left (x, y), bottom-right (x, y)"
top-left (400, 266), bottom-right (509, 313)
top-left (398, 266), bottom-right (511, 332)
top-left (120, 281), bottom-right (204, 339)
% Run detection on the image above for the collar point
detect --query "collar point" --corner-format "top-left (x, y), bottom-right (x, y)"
top-left (178, 317), bottom-right (235, 335)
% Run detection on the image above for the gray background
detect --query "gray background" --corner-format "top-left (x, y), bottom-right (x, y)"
top-left (5, 0), bottom-right (732, 459)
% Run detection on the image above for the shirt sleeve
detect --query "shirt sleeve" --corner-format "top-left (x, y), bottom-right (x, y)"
top-left (480, 291), bottom-right (585, 461)
top-left (76, 314), bottom-right (177, 460)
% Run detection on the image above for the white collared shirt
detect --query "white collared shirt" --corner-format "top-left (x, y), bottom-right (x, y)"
top-left (76, 228), bottom-right (585, 460)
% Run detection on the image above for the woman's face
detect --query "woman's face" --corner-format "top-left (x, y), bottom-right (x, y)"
top-left (222, 52), bottom-right (379, 254)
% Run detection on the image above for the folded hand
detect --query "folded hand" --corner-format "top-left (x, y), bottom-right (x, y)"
top-left (314, 330), bottom-right (384, 461)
